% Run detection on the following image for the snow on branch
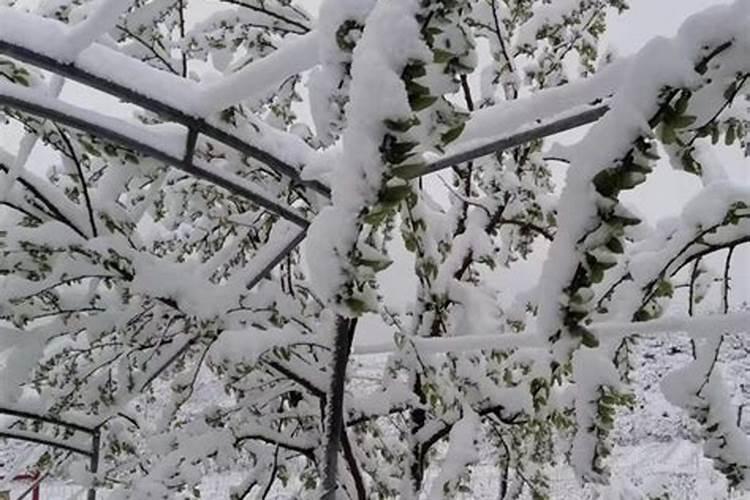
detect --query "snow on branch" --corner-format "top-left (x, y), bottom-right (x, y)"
top-left (3, 0), bottom-right (750, 497)
top-left (0, 429), bottom-right (92, 457)
top-left (354, 310), bottom-right (750, 355)
top-left (0, 7), bottom-right (328, 198)
top-left (0, 7), bottom-right (320, 117)
top-left (413, 104), bottom-right (609, 179)
top-left (534, 0), bottom-right (750, 483)
top-left (65, 0), bottom-right (135, 59)
top-left (594, 311), bottom-right (750, 340)
top-left (200, 31), bottom-right (320, 114)
top-left (354, 332), bottom-right (544, 355)
top-left (0, 80), bottom-right (311, 226)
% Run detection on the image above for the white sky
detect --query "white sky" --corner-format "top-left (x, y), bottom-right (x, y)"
top-left (608, 0), bottom-right (731, 54)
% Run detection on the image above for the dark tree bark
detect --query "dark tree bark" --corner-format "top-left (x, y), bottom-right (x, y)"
top-left (321, 316), bottom-right (358, 499)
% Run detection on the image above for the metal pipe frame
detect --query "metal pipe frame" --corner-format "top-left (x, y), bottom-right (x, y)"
top-left (0, 92), bottom-right (311, 228)
top-left (0, 39), bottom-right (331, 198)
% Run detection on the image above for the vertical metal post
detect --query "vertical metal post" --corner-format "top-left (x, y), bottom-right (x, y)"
top-left (88, 430), bottom-right (100, 500)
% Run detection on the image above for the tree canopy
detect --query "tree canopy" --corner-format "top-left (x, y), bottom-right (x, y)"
top-left (1, 0), bottom-right (750, 498)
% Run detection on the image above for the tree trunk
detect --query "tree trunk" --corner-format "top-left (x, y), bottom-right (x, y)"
top-left (321, 316), bottom-right (357, 499)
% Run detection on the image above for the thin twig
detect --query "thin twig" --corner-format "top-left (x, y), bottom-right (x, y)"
top-left (55, 123), bottom-right (97, 237)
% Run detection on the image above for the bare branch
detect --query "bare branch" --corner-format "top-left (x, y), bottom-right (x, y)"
top-left (0, 429), bottom-right (92, 456)
top-left (0, 407), bottom-right (95, 435)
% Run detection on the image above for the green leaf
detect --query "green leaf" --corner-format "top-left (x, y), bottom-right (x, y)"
top-left (571, 325), bottom-right (599, 348)
top-left (440, 123), bottom-right (465, 145)
top-left (633, 309), bottom-right (652, 322)
top-left (422, 259), bottom-right (438, 280)
top-left (433, 48), bottom-right (454, 64)
top-left (358, 258), bottom-right (393, 272)
top-left (402, 232), bottom-right (417, 252)
top-left (605, 237), bottom-right (624, 254)
top-left (659, 124), bottom-right (677, 145)
top-left (674, 91), bottom-right (691, 114)
top-left (671, 115), bottom-right (696, 129)
top-left (725, 124), bottom-right (736, 145)
top-left (391, 162), bottom-right (426, 179)
top-left (409, 94), bottom-right (438, 112)
top-left (629, 161), bottom-right (653, 175)
top-left (592, 169), bottom-right (619, 198)
top-left (620, 171), bottom-right (646, 190)
top-left (363, 207), bottom-right (390, 226)
top-left (635, 141), bottom-right (660, 160)
top-left (681, 149), bottom-right (702, 176)
top-left (344, 297), bottom-right (370, 315)
top-left (384, 117), bottom-right (419, 133)
top-left (590, 266), bottom-right (604, 284)
top-left (606, 212), bottom-right (641, 228)
top-left (380, 184), bottom-right (412, 205)
top-left (724, 81), bottom-right (738, 101)
top-left (581, 330), bottom-right (599, 348)
top-left (401, 62), bottom-right (426, 81)
top-left (655, 280), bottom-right (673, 298)
top-left (335, 19), bottom-right (362, 51)
top-left (13, 74), bottom-right (29, 87)
top-left (711, 125), bottom-right (721, 145)
top-left (80, 141), bottom-right (101, 157)
top-left (405, 80), bottom-right (431, 98)
top-left (380, 136), bottom-right (419, 165)
top-left (571, 288), bottom-right (594, 305)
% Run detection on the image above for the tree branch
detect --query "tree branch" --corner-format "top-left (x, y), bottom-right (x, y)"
top-left (217, 0), bottom-right (311, 34)
top-left (235, 433), bottom-right (314, 460)
top-left (0, 407), bottom-right (95, 435)
top-left (55, 123), bottom-right (97, 237)
top-left (340, 427), bottom-right (366, 500)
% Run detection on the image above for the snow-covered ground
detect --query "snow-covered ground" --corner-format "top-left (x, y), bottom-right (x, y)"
top-left (4, 329), bottom-right (750, 499)
top-left (2, 443), bottom-right (747, 499)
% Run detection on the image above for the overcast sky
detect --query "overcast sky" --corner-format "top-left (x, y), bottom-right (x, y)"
top-left (608, 0), bottom-right (731, 54)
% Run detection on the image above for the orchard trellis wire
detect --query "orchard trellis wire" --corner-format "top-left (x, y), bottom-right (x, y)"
top-left (0, 5), bottom-right (615, 499)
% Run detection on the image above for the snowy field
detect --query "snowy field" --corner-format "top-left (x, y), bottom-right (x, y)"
top-left (5, 444), bottom-right (750, 500)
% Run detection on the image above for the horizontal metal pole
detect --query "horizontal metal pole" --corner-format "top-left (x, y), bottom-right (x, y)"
top-left (411, 105), bottom-right (609, 179)
top-left (0, 93), bottom-right (311, 227)
top-left (246, 227), bottom-right (308, 290)
top-left (0, 39), bottom-right (331, 198)
top-left (198, 123), bottom-right (330, 197)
